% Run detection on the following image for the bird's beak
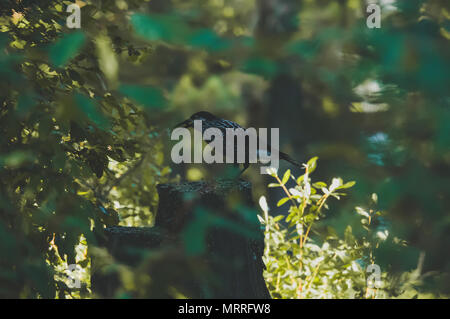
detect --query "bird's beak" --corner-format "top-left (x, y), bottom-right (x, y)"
top-left (173, 118), bottom-right (193, 129)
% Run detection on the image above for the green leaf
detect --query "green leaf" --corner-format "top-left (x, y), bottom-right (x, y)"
top-left (296, 174), bottom-right (304, 184)
top-left (130, 13), bottom-right (190, 44)
top-left (49, 31), bottom-right (85, 67)
top-left (74, 93), bottom-right (111, 130)
top-left (189, 29), bottom-right (230, 51)
top-left (17, 92), bottom-right (38, 115)
top-left (281, 169), bottom-right (291, 185)
top-left (119, 84), bottom-right (167, 109)
top-left (273, 215), bottom-right (284, 222)
top-left (241, 57), bottom-right (278, 78)
top-left (313, 181), bottom-right (327, 188)
top-left (277, 197), bottom-right (290, 207)
top-left (95, 35), bottom-right (118, 85)
top-left (337, 181), bottom-right (356, 189)
top-left (306, 156), bottom-right (318, 173)
top-left (268, 183), bottom-right (280, 188)
top-left (130, 13), bottom-right (174, 42)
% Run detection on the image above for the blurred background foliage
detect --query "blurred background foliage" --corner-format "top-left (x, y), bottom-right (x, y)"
top-left (0, 0), bottom-right (449, 298)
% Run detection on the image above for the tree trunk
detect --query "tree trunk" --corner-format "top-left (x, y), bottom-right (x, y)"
top-left (91, 180), bottom-right (270, 299)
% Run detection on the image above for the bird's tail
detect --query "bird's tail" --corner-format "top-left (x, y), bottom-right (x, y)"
top-left (280, 152), bottom-right (303, 169)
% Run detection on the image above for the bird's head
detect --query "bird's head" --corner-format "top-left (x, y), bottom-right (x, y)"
top-left (173, 111), bottom-right (217, 129)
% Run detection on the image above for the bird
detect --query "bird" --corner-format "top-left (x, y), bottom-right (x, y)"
top-left (173, 111), bottom-right (302, 175)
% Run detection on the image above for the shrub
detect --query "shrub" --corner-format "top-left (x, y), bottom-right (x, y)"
top-left (260, 158), bottom-right (440, 299)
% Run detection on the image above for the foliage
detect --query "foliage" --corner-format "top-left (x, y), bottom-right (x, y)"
top-left (0, 0), bottom-right (172, 298)
top-left (260, 160), bottom-right (443, 298)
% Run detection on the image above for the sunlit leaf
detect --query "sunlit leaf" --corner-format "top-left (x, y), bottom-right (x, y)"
top-left (337, 181), bottom-right (356, 189)
top-left (306, 157), bottom-right (318, 173)
top-left (281, 169), bottom-right (291, 185)
top-left (277, 197), bottom-right (290, 207)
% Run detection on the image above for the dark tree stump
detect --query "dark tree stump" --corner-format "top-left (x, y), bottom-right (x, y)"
top-left (91, 180), bottom-right (270, 299)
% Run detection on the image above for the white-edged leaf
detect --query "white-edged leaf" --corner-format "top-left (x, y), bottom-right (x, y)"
top-left (355, 206), bottom-right (370, 218)
top-left (372, 193), bottom-right (378, 204)
top-left (259, 196), bottom-right (269, 212)
top-left (304, 183), bottom-right (311, 197)
top-left (289, 188), bottom-right (302, 197)
top-left (266, 167), bottom-right (278, 177)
